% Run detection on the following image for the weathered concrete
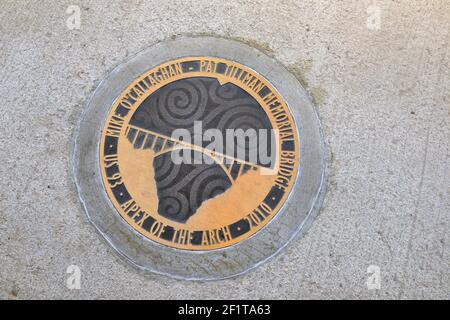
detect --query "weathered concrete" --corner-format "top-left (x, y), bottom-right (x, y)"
top-left (0, 0), bottom-right (448, 299)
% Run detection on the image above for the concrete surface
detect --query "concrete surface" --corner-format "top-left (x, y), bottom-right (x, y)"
top-left (0, 0), bottom-right (448, 299)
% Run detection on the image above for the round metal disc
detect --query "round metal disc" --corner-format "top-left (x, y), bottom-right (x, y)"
top-left (73, 36), bottom-right (326, 280)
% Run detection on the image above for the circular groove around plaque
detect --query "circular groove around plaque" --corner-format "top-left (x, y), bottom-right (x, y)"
top-left (73, 37), bottom-right (326, 279)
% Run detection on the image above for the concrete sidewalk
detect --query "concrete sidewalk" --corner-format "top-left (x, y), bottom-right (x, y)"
top-left (0, 0), bottom-right (448, 299)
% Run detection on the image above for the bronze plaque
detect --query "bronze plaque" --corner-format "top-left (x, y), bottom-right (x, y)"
top-left (99, 57), bottom-right (299, 250)
top-left (74, 37), bottom-right (325, 279)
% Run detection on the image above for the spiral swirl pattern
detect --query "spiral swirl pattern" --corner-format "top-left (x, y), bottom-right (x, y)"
top-left (154, 151), bottom-right (232, 223)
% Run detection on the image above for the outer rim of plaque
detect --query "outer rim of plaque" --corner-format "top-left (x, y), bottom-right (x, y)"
top-left (72, 36), bottom-right (327, 280)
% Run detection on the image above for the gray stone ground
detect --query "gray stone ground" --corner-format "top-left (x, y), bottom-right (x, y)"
top-left (0, 0), bottom-right (448, 299)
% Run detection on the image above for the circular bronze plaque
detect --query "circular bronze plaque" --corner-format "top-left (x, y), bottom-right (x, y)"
top-left (100, 57), bottom-right (299, 250)
top-left (74, 37), bottom-right (325, 279)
